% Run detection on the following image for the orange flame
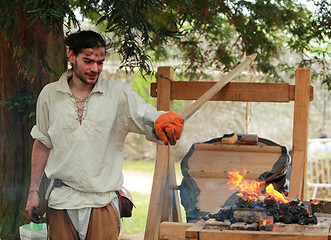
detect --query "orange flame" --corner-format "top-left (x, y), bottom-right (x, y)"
top-left (227, 169), bottom-right (289, 204)
top-left (265, 183), bottom-right (289, 204)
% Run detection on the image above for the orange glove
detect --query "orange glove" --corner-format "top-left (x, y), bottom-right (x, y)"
top-left (154, 111), bottom-right (184, 145)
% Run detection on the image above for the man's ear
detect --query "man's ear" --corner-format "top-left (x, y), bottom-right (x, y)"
top-left (68, 49), bottom-right (76, 64)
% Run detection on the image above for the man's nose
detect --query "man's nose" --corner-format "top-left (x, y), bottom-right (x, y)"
top-left (90, 62), bottom-right (98, 72)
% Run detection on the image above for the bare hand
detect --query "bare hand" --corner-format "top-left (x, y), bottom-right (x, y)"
top-left (25, 191), bottom-right (42, 223)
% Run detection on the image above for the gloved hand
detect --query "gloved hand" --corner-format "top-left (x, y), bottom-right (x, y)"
top-left (154, 111), bottom-right (184, 145)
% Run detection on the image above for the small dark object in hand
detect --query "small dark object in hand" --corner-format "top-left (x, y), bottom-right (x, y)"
top-left (31, 208), bottom-right (42, 223)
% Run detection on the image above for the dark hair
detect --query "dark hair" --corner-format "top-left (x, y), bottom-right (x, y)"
top-left (65, 30), bottom-right (107, 55)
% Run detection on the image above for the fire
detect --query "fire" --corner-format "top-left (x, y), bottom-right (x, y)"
top-left (265, 183), bottom-right (289, 204)
top-left (227, 169), bottom-right (289, 204)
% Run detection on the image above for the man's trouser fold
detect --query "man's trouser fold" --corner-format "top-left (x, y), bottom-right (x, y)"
top-left (47, 204), bottom-right (120, 240)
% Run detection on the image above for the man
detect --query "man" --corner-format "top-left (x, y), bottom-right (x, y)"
top-left (25, 30), bottom-right (184, 239)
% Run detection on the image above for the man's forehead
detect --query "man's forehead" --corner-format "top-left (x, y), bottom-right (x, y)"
top-left (80, 47), bottom-right (105, 57)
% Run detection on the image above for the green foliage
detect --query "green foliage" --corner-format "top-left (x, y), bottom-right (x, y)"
top-left (131, 74), bottom-right (156, 107)
top-left (0, 0), bottom-right (70, 37)
top-left (88, 0), bottom-right (331, 85)
top-left (0, 86), bottom-right (36, 119)
top-left (120, 191), bottom-right (149, 235)
top-left (1, 0), bottom-right (329, 86)
top-left (0, 0), bottom-right (67, 84)
top-left (131, 72), bottom-right (186, 112)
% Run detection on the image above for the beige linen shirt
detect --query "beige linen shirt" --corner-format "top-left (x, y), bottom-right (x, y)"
top-left (31, 70), bottom-right (157, 209)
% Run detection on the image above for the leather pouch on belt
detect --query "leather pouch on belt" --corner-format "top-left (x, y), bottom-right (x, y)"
top-left (116, 187), bottom-right (135, 218)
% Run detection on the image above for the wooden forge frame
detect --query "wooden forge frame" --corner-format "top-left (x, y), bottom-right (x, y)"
top-left (144, 67), bottom-right (313, 240)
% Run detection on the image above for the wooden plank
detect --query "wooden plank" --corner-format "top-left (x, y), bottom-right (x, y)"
top-left (194, 178), bottom-right (237, 212)
top-left (289, 150), bottom-right (305, 199)
top-left (197, 230), bottom-right (329, 240)
top-left (187, 149), bottom-right (279, 179)
top-left (156, 66), bottom-right (173, 111)
top-left (156, 67), bottom-right (181, 223)
top-left (185, 220), bottom-right (205, 240)
top-left (168, 146), bottom-right (182, 222)
top-left (289, 68), bottom-right (311, 200)
top-left (185, 217), bottom-right (330, 240)
top-left (151, 82), bottom-right (314, 102)
top-left (272, 222), bottom-right (330, 234)
top-left (145, 67), bottom-right (176, 240)
top-left (159, 222), bottom-right (193, 240)
top-left (194, 143), bottom-right (282, 153)
top-left (144, 145), bottom-right (170, 240)
top-left (204, 219), bottom-right (231, 230)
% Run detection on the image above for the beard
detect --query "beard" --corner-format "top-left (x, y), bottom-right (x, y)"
top-left (73, 59), bottom-right (99, 86)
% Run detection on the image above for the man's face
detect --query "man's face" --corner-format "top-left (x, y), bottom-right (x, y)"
top-left (68, 47), bottom-right (105, 86)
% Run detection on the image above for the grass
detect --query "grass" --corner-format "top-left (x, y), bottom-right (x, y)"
top-left (121, 161), bottom-right (186, 237)
top-left (120, 191), bottom-right (150, 236)
top-left (123, 160), bottom-right (182, 175)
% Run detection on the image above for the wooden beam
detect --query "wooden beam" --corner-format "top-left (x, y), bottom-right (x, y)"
top-left (185, 220), bottom-right (206, 240)
top-left (144, 67), bottom-right (181, 240)
top-left (156, 67), bottom-right (173, 111)
top-left (185, 218), bottom-right (329, 240)
top-left (159, 222), bottom-right (193, 240)
top-left (144, 145), bottom-right (171, 240)
top-left (151, 82), bottom-right (314, 102)
top-left (197, 231), bottom-right (329, 240)
top-left (168, 145), bottom-right (182, 223)
top-left (289, 68), bottom-right (311, 200)
top-left (156, 67), bottom-right (181, 223)
top-left (194, 143), bottom-right (283, 153)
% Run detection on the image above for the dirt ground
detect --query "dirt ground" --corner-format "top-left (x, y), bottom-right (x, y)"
top-left (119, 233), bottom-right (144, 240)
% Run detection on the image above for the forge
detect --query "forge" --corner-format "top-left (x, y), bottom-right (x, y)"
top-left (199, 166), bottom-right (319, 230)
top-left (178, 133), bottom-right (331, 239)
top-left (187, 199), bottom-right (331, 239)
top-left (146, 68), bottom-right (317, 240)
top-left (202, 197), bottom-right (321, 231)
top-left (179, 133), bottom-right (290, 222)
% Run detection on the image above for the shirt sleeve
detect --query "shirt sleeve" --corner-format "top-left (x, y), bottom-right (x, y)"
top-left (30, 86), bottom-right (53, 149)
top-left (118, 84), bottom-right (162, 143)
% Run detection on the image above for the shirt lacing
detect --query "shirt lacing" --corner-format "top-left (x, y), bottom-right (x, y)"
top-left (70, 93), bottom-right (92, 122)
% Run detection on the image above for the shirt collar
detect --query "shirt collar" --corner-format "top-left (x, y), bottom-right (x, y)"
top-left (56, 69), bottom-right (104, 95)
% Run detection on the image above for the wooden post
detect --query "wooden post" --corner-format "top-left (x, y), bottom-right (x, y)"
top-left (144, 67), bottom-right (181, 240)
top-left (144, 145), bottom-right (171, 240)
top-left (289, 68), bottom-right (311, 200)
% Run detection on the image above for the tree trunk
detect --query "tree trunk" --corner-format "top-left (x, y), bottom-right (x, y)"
top-left (0, 10), bottom-right (66, 238)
